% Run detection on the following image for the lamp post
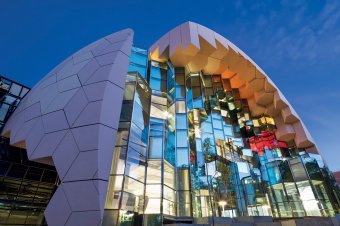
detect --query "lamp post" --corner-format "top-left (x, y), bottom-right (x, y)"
top-left (219, 201), bottom-right (227, 217)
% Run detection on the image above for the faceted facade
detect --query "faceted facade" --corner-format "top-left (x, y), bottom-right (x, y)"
top-left (2, 22), bottom-right (340, 226)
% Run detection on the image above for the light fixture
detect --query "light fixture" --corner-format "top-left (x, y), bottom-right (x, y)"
top-left (218, 201), bottom-right (227, 206)
top-left (218, 200), bottom-right (227, 217)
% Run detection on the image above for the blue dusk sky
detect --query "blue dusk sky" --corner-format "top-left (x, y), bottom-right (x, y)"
top-left (0, 0), bottom-right (339, 171)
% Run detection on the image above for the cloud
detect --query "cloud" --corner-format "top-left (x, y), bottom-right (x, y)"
top-left (291, 91), bottom-right (340, 159)
top-left (231, 0), bottom-right (340, 68)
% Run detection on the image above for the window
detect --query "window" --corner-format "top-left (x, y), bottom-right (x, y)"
top-left (132, 103), bottom-right (149, 130)
top-left (144, 198), bottom-right (161, 214)
top-left (214, 129), bottom-right (224, 140)
top-left (115, 130), bottom-right (129, 146)
top-left (176, 148), bottom-right (189, 168)
top-left (121, 177), bottom-right (144, 212)
top-left (120, 102), bottom-right (133, 122)
top-left (201, 121), bottom-right (213, 133)
top-left (129, 123), bottom-right (148, 147)
top-left (146, 185), bottom-right (161, 198)
top-left (203, 76), bottom-right (212, 87)
top-left (163, 186), bottom-right (176, 202)
top-left (130, 52), bottom-right (147, 66)
top-left (128, 64), bottom-right (146, 79)
top-left (9, 83), bottom-right (22, 96)
top-left (289, 158), bottom-right (308, 182)
top-left (177, 169), bottom-right (190, 190)
top-left (205, 87), bottom-right (214, 96)
top-left (125, 148), bottom-right (146, 182)
top-left (164, 161), bottom-right (175, 188)
top-left (105, 175), bottom-right (124, 209)
top-left (176, 130), bottom-right (188, 147)
top-left (213, 119), bottom-right (223, 129)
top-left (175, 101), bottom-right (186, 113)
top-left (0, 103), bottom-right (10, 121)
top-left (176, 114), bottom-right (187, 129)
top-left (175, 86), bottom-right (185, 99)
top-left (163, 199), bottom-right (176, 216)
top-left (178, 191), bottom-right (191, 216)
top-left (149, 137), bottom-right (163, 158)
top-left (110, 147), bottom-right (126, 175)
top-left (175, 74), bottom-right (185, 85)
top-left (192, 87), bottom-right (201, 98)
top-left (149, 79), bottom-right (166, 94)
top-left (146, 160), bottom-right (162, 184)
top-left (224, 125), bottom-right (234, 136)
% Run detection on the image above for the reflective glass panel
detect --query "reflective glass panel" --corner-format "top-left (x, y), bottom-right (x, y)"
top-left (125, 149), bottom-right (146, 182)
top-left (163, 199), bottom-right (176, 216)
top-left (110, 147), bottom-right (126, 175)
top-left (105, 175), bottom-right (124, 209)
top-left (176, 114), bottom-right (187, 129)
top-left (146, 160), bottom-right (162, 184)
top-left (176, 130), bottom-right (188, 147)
top-left (144, 198), bottom-right (161, 214)
top-left (149, 137), bottom-right (163, 159)
top-left (176, 101), bottom-right (186, 113)
top-left (176, 148), bottom-right (189, 168)
top-left (146, 184), bottom-right (161, 198)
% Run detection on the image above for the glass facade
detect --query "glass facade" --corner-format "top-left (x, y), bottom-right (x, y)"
top-left (0, 75), bottom-right (59, 226)
top-left (0, 76), bottom-right (30, 131)
top-left (0, 144), bottom-right (59, 225)
top-left (103, 47), bottom-right (340, 225)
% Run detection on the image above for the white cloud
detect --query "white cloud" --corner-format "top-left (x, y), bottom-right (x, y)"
top-left (230, 0), bottom-right (340, 67)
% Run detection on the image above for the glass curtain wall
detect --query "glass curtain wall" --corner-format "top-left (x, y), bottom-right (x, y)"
top-left (0, 76), bottom-right (30, 132)
top-left (0, 76), bottom-right (58, 226)
top-left (144, 60), bottom-right (177, 225)
top-left (128, 47), bottom-right (148, 80)
top-left (104, 72), bottom-right (151, 226)
top-left (103, 47), bottom-right (339, 225)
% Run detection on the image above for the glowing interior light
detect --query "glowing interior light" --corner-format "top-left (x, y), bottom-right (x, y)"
top-left (218, 201), bottom-right (227, 206)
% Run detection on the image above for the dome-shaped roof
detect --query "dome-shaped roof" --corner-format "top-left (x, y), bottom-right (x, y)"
top-left (149, 21), bottom-right (316, 152)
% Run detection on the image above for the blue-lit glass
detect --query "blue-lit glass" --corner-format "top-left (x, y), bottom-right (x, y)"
top-left (128, 64), bottom-right (146, 79)
top-left (266, 162), bottom-right (281, 185)
top-left (176, 114), bottom-right (187, 130)
top-left (201, 121), bottom-right (213, 133)
top-left (193, 96), bottom-right (203, 108)
top-left (165, 129), bottom-right (176, 166)
top-left (176, 148), bottom-right (189, 167)
top-left (175, 86), bottom-right (185, 99)
top-left (149, 136), bottom-right (163, 158)
top-left (212, 119), bottom-right (223, 130)
top-left (176, 130), bottom-right (188, 147)
top-left (105, 55), bottom-right (336, 221)
top-left (214, 129), bottom-right (224, 140)
top-left (130, 52), bottom-right (147, 66)
top-left (224, 125), bottom-right (234, 136)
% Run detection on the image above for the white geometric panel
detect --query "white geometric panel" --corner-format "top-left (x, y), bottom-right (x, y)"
top-left (2, 28), bottom-right (134, 226)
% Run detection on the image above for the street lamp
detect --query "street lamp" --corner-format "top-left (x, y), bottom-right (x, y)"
top-left (218, 201), bottom-right (227, 217)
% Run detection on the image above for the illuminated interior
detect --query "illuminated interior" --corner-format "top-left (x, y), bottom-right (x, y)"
top-left (102, 45), bottom-right (339, 225)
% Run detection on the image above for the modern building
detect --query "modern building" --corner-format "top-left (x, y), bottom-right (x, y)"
top-left (1, 22), bottom-right (339, 226)
top-left (0, 76), bottom-right (59, 225)
top-left (0, 76), bottom-right (30, 131)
